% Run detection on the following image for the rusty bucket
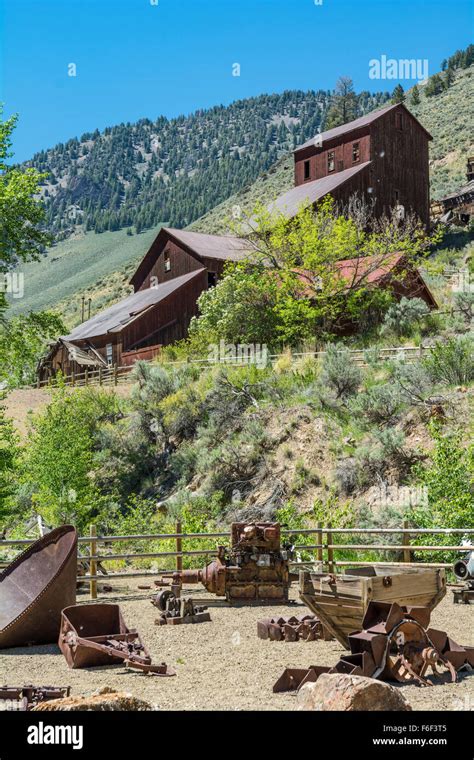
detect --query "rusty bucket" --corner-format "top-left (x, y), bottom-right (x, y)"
top-left (0, 526), bottom-right (77, 648)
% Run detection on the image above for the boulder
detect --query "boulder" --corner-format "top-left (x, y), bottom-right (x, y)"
top-left (296, 674), bottom-right (412, 712)
top-left (31, 687), bottom-right (154, 712)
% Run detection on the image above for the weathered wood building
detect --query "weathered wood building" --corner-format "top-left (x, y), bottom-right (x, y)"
top-left (272, 102), bottom-right (432, 227)
top-left (38, 104), bottom-right (435, 381)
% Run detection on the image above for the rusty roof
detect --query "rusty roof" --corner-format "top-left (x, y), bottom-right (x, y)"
top-left (267, 161), bottom-right (371, 217)
top-left (295, 103), bottom-right (432, 154)
top-left (65, 269), bottom-right (205, 341)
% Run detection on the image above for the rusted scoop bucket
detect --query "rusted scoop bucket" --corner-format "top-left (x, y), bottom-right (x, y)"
top-left (0, 526), bottom-right (77, 648)
top-left (59, 603), bottom-right (176, 676)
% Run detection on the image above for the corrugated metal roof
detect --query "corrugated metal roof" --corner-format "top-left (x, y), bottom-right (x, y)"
top-left (267, 161), bottom-right (371, 217)
top-left (60, 339), bottom-right (107, 367)
top-left (294, 103), bottom-right (432, 153)
top-left (163, 227), bottom-right (253, 261)
top-left (295, 104), bottom-right (398, 152)
top-left (439, 180), bottom-right (474, 202)
top-left (65, 269), bottom-right (205, 341)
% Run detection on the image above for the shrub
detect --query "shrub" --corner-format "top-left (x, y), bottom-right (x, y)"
top-left (381, 297), bottom-right (431, 338)
top-left (319, 344), bottom-right (362, 400)
top-left (349, 383), bottom-right (404, 425)
top-left (454, 291), bottom-right (474, 324)
top-left (334, 457), bottom-right (358, 495)
top-left (423, 336), bottom-right (474, 385)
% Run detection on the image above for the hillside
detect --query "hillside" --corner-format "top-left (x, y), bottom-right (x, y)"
top-left (12, 60), bottom-right (473, 325)
top-left (27, 89), bottom-right (390, 239)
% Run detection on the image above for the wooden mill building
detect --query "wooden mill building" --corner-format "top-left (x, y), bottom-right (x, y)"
top-left (38, 103), bottom-right (435, 381)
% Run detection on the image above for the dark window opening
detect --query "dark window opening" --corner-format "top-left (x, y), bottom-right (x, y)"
top-left (164, 250), bottom-right (171, 272)
top-left (208, 272), bottom-right (217, 288)
top-left (303, 160), bottom-right (311, 180)
top-left (352, 142), bottom-right (360, 163)
top-left (327, 151), bottom-right (335, 173)
top-left (395, 112), bottom-right (403, 130)
top-left (394, 189), bottom-right (400, 203)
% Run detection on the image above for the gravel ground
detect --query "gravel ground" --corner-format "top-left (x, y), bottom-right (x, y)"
top-left (0, 584), bottom-right (472, 711)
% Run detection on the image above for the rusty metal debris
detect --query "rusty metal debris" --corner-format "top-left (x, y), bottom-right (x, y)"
top-left (59, 604), bottom-right (175, 677)
top-left (274, 602), bottom-right (474, 692)
top-left (154, 522), bottom-right (294, 604)
top-left (154, 596), bottom-right (211, 626)
top-left (0, 525), bottom-right (77, 649)
top-left (0, 685), bottom-right (71, 711)
top-left (257, 615), bottom-right (333, 642)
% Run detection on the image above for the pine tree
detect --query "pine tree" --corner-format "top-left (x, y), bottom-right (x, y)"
top-left (391, 84), bottom-right (405, 104)
top-left (325, 77), bottom-right (358, 129)
top-left (411, 84), bottom-right (421, 105)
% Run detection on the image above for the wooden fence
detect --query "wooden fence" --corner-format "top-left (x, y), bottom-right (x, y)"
top-left (1, 523), bottom-right (472, 600)
top-left (29, 344), bottom-right (433, 390)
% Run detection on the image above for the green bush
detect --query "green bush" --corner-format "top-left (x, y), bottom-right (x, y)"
top-left (319, 344), bottom-right (362, 400)
top-left (423, 336), bottom-right (474, 385)
top-left (381, 297), bottom-right (431, 338)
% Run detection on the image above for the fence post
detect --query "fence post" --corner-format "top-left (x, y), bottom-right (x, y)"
top-left (99, 366), bottom-right (102, 386)
top-left (402, 520), bottom-right (412, 563)
top-left (326, 523), bottom-right (334, 574)
top-left (85, 368), bottom-right (89, 386)
top-left (89, 524), bottom-right (97, 600)
top-left (71, 370), bottom-right (75, 387)
top-left (316, 521), bottom-right (323, 570)
top-left (176, 521), bottom-right (183, 573)
top-left (114, 364), bottom-right (118, 386)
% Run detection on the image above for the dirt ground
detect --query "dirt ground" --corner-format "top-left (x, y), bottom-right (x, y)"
top-left (0, 583), bottom-right (472, 711)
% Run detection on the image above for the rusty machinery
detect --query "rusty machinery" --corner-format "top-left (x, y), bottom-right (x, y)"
top-left (274, 602), bottom-right (474, 692)
top-left (59, 604), bottom-right (176, 677)
top-left (153, 522), bottom-right (295, 607)
top-left (257, 614), bottom-right (333, 642)
top-left (452, 540), bottom-right (474, 604)
top-left (0, 685), bottom-right (71, 711)
top-left (156, 596), bottom-right (211, 626)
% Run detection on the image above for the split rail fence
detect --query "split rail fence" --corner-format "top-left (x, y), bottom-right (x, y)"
top-left (1, 522), bottom-right (472, 600)
top-left (29, 344), bottom-right (433, 390)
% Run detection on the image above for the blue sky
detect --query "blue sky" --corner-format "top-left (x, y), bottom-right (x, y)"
top-left (1, 0), bottom-right (472, 162)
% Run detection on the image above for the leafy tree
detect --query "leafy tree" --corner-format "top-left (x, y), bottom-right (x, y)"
top-left (0, 311), bottom-right (66, 388)
top-left (391, 84), bottom-right (405, 104)
top-left (0, 107), bottom-right (51, 314)
top-left (21, 388), bottom-right (121, 529)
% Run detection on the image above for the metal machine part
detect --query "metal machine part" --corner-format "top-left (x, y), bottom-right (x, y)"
top-left (0, 525), bottom-right (77, 648)
top-left (0, 685), bottom-right (71, 711)
top-left (274, 602), bottom-right (474, 692)
top-left (59, 604), bottom-right (176, 677)
top-left (257, 615), bottom-right (333, 642)
top-left (154, 522), bottom-right (294, 604)
top-left (453, 541), bottom-right (474, 604)
top-left (154, 596), bottom-right (211, 626)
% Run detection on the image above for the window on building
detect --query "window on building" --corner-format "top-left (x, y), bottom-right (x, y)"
top-left (394, 189), bottom-right (400, 203)
top-left (208, 272), bottom-right (217, 288)
top-left (164, 250), bottom-right (171, 272)
top-left (303, 160), bottom-right (311, 181)
top-left (352, 142), bottom-right (360, 163)
top-left (327, 151), bottom-right (335, 173)
top-left (395, 112), bottom-right (403, 130)
top-left (106, 343), bottom-right (113, 366)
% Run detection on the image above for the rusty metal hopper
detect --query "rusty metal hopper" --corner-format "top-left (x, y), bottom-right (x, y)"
top-left (0, 525), bottom-right (77, 648)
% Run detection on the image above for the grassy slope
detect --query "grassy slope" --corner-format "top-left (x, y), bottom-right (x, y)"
top-left (11, 66), bottom-right (473, 325)
top-left (8, 226), bottom-right (163, 329)
top-left (410, 65), bottom-right (474, 199)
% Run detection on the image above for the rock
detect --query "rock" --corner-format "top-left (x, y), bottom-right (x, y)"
top-left (296, 674), bottom-right (412, 712)
top-left (31, 689), bottom-right (154, 711)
